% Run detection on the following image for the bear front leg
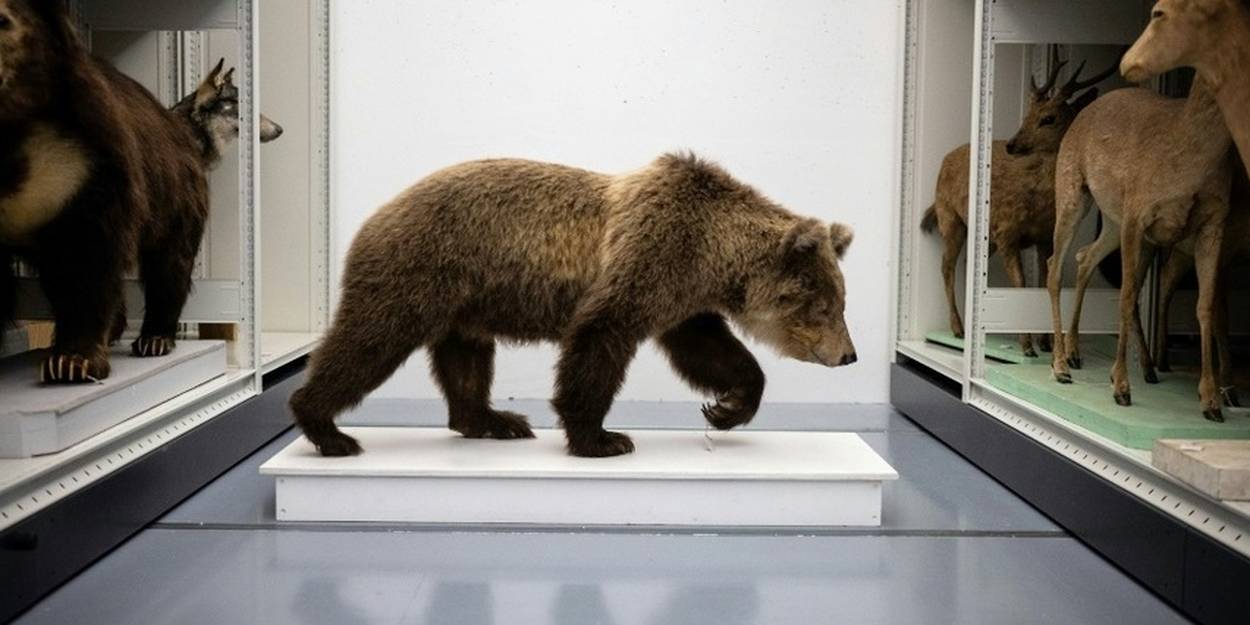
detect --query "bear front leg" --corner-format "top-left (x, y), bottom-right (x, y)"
top-left (658, 313), bottom-right (764, 430)
top-left (0, 246), bottom-right (15, 327)
top-left (33, 237), bottom-right (124, 383)
top-left (553, 313), bottom-right (646, 457)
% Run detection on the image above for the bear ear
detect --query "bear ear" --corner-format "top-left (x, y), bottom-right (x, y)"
top-left (829, 223), bottom-right (854, 259)
top-left (780, 219), bottom-right (826, 257)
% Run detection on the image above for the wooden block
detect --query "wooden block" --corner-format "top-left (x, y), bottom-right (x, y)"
top-left (198, 323), bottom-right (237, 341)
top-left (25, 321), bottom-right (54, 349)
top-left (1153, 439), bottom-right (1250, 501)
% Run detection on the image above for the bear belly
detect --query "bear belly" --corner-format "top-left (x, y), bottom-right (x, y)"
top-left (0, 124), bottom-right (91, 246)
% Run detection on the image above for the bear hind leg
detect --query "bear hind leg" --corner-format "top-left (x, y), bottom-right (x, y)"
top-left (658, 313), bottom-right (765, 430)
top-left (132, 232), bottom-right (199, 358)
top-left (429, 330), bottom-right (534, 440)
top-left (289, 297), bottom-right (430, 456)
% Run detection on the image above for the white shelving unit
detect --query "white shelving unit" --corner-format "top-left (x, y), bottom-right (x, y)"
top-left (0, 0), bottom-right (330, 533)
top-left (893, 0), bottom-right (1250, 559)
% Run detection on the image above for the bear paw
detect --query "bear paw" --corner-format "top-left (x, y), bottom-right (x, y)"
top-left (132, 336), bottom-right (175, 357)
top-left (701, 391), bottom-right (757, 431)
top-left (567, 430), bottom-right (635, 457)
top-left (312, 430), bottom-right (363, 457)
top-left (452, 409), bottom-right (536, 440)
top-left (40, 353), bottom-right (110, 384)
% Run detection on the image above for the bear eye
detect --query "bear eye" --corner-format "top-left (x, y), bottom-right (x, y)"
top-left (0, 14), bottom-right (12, 29)
top-left (1039, 115), bottom-right (1057, 127)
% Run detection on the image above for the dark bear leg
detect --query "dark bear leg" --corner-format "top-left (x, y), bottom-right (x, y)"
top-left (132, 233), bottom-right (199, 357)
top-left (658, 313), bottom-right (765, 430)
top-left (0, 246), bottom-right (14, 327)
top-left (109, 305), bottom-right (128, 345)
top-left (429, 330), bottom-right (534, 440)
top-left (552, 311), bottom-right (646, 457)
top-left (33, 236), bottom-right (124, 383)
top-left (289, 296), bottom-right (429, 456)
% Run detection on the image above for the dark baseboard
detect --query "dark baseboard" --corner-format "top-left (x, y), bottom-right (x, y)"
top-left (0, 360), bottom-right (305, 624)
top-left (890, 358), bottom-right (1250, 625)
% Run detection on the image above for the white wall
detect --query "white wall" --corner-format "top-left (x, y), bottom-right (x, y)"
top-left (331, 0), bottom-right (902, 403)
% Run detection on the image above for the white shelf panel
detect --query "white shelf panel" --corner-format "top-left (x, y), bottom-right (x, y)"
top-left (897, 340), bottom-right (964, 382)
top-left (260, 331), bottom-right (319, 373)
top-left (0, 341), bottom-right (228, 458)
top-left (79, 0), bottom-right (239, 31)
top-left (0, 369), bottom-right (256, 530)
top-left (262, 428), bottom-right (898, 527)
top-left (14, 278), bottom-right (242, 323)
top-left (1, 325), bottom-right (29, 359)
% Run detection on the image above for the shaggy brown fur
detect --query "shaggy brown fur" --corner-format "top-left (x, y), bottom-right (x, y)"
top-left (291, 153), bottom-right (857, 457)
top-left (921, 61), bottom-right (1111, 356)
top-left (1048, 77), bottom-right (1233, 421)
top-left (0, 2), bottom-right (260, 382)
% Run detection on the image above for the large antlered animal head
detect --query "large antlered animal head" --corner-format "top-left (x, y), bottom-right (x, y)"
top-left (0, 0), bottom-right (76, 120)
top-left (1005, 58), bottom-right (1117, 156)
top-left (1122, 0), bottom-right (1249, 83)
top-left (178, 58), bottom-right (283, 158)
top-left (737, 219), bottom-right (858, 368)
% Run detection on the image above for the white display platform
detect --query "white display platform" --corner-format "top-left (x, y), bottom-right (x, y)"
top-left (0, 341), bottom-right (227, 458)
top-left (1, 325), bottom-right (30, 359)
top-left (260, 427), bottom-right (898, 527)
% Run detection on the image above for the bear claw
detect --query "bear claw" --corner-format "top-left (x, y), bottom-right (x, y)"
top-left (568, 430), bottom-right (634, 457)
top-left (314, 431), bottom-right (363, 457)
top-left (40, 353), bottom-right (107, 384)
top-left (132, 336), bottom-right (174, 357)
top-left (453, 410), bottom-right (536, 440)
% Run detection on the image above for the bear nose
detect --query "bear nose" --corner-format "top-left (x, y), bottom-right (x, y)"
top-left (840, 352), bottom-right (858, 366)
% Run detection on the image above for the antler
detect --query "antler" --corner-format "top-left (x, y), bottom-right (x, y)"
top-left (1032, 60), bottom-right (1067, 95)
top-left (1061, 58), bottom-right (1119, 95)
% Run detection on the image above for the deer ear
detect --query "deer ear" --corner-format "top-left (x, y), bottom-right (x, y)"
top-left (1071, 87), bottom-right (1099, 113)
top-left (829, 223), bottom-right (854, 258)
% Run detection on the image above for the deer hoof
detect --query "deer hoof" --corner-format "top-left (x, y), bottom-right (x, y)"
top-left (1038, 336), bottom-right (1053, 353)
top-left (1054, 370), bottom-right (1073, 384)
top-left (1023, 347), bottom-right (1038, 359)
top-left (1066, 355), bottom-right (1083, 370)
top-left (1144, 369), bottom-right (1159, 384)
top-left (1203, 409), bottom-right (1225, 423)
top-left (1222, 388), bottom-right (1241, 408)
top-left (1114, 391), bottom-right (1132, 407)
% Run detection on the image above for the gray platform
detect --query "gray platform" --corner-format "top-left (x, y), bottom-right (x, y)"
top-left (0, 341), bottom-right (227, 458)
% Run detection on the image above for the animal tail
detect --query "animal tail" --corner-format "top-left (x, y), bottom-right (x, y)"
top-left (920, 204), bottom-right (938, 234)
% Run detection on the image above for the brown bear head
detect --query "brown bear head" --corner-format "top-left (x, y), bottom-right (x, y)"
top-left (0, 0), bottom-right (73, 121)
top-left (736, 219), bottom-right (857, 368)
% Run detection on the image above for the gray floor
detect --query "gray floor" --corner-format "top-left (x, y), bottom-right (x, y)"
top-left (15, 400), bottom-right (1190, 625)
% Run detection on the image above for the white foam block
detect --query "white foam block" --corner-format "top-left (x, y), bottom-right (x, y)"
top-left (261, 427), bottom-right (898, 527)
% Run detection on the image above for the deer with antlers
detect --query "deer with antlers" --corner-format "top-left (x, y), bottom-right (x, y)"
top-left (921, 61), bottom-right (1113, 356)
top-left (1121, 0), bottom-right (1250, 180)
top-left (1048, 73), bottom-right (1234, 422)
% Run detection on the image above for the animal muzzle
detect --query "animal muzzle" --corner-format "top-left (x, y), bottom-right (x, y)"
top-left (1005, 140), bottom-right (1025, 156)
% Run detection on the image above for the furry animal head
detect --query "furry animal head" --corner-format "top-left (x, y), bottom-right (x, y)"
top-left (0, 0), bottom-right (78, 120)
top-left (1122, 0), bottom-right (1250, 84)
top-left (175, 58), bottom-right (283, 162)
top-left (736, 219), bottom-right (857, 368)
top-left (1005, 58), bottom-right (1115, 156)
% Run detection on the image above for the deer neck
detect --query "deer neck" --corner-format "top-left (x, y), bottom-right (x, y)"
top-left (1178, 76), bottom-right (1233, 168)
top-left (1204, 10), bottom-right (1250, 174)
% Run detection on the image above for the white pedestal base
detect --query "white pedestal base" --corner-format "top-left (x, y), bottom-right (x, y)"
top-left (260, 427), bottom-right (898, 527)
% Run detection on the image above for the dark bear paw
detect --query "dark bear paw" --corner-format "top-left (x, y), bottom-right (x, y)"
top-left (132, 335), bottom-right (175, 357)
top-left (452, 409), bottom-right (536, 440)
top-left (311, 430), bottom-right (363, 457)
top-left (40, 353), bottom-right (110, 384)
top-left (567, 430), bottom-right (635, 457)
top-left (701, 391), bottom-right (757, 431)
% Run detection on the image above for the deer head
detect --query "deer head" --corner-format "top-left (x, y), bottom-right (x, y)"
top-left (1005, 59), bottom-right (1117, 156)
top-left (1122, 0), bottom-right (1249, 83)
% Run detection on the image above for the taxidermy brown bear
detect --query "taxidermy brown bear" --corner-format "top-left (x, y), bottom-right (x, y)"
top-left (0, 1), bottom-right (280, 383)
top-left (291, 153), bottom-right (859, 458)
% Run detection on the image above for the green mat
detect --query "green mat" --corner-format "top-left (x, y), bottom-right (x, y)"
top-left (924, 330), bottom-right (1043, 364)
top-left (985, 337), bottom-right (1250, 450)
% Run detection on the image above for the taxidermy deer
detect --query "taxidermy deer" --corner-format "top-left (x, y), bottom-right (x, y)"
top-left (920, 61), bottom-right (1113, 357)
top-left (1154, 162), bottom-right (1248, 407)
top-left (1122, 0), bottom-right (1250, 180)
top-left (1047, 75), bottom-right (1233, 422)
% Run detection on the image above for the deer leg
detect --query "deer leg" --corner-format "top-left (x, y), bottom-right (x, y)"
top-left (1130, 243), bottom-right (1159, 384)
top-left (1193, 215), bottom-right (1226, 422)
top-left (1049, 184), bottom-right (1090, 384)
top-left (1068, 222), bottom-right (1121, 370)
top-left (1214, 273), bottom-right (1239, 407)
top-left (1154, 250), bottom-right (1192, 373)
top-left (1110, 217), bottom-right (1145, 407)
top-left (1001, 247), bottom-right (1036, 357)
top-left (1035, 243), bottom-right (1054, 353)
top-left (940, 221), bottom-right (966, 339)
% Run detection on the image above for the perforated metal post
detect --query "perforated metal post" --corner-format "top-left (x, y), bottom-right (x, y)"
top-left (237, 0), bottom-right (261, 384)
top-left (962, 0), bottom-right (995, 394)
